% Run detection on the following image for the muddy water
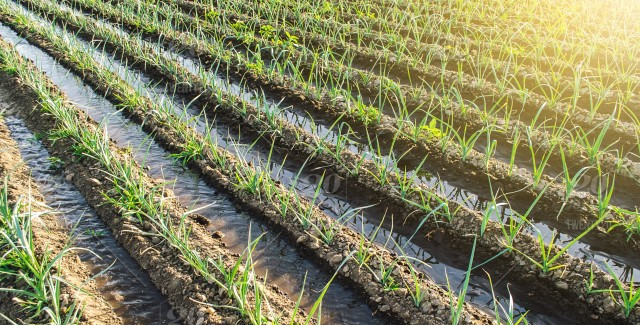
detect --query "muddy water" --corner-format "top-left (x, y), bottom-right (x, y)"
top-left (295, 57), bottom-right (639, 212)
top-left (4, 4), bottom-right (639, 323)
top-left (0, 4), bottom-right (503, 321)
top-left (0, 18), bottom-right (384, 325)
top-left (135, 6), bottom-right (640, 259)
top-left (121, 0), bottom-right (640, 214)
top-left (80, 10), bottom-right (364, 156)
top-left (113, 2), bottom-right (640, 318)
top-left (2, 116), bottom-right (178, 324)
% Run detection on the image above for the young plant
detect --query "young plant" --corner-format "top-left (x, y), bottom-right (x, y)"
top-left (606, 206), bottom-right (640, 241)
top-left (374, 257), bottom-right (400, 291)
top-left (558, 147), bottom-right (591, 215)
top-left (353, 214), bottom-right (385, 267)
top-left (402, 260), bottom-right (427, 308)
top-left (511, 216), bottom-right (604, 273)
top-left (587, 263), bottom-right (640, 318)
top-left (484, 133), bottom-right (498, 170)
top-left (448, 125), bottom-right (485, 162)
top-left (391, 237), bottom-right (432, 308)
top-left (507, 127), bottom-right (520, 177)
top-left (310, 205), bottom-right (371, 245)
top-left (232, 153), bottom-right (267, 197)
top-left (481, 179), bottom-right (506, 237)
top-left (485, 271), bottom-right (529, 325)
top-left (393, 155), bottom-right (427, 200)
top-left (212, 231), bottom-right (264, 299)
top-left (402, 188), bottom-right (452, 223)
top-left (446, 236), bottom-right (477, 325)
top-left (595, 167), bottom-right (616, 220)
top-left (364, 128), bottom-right (398, 187)
top-left (497, 179), bottom-right (554, 248)
top-left (0, 179), bottom-right (83, 325)
top-left (525, 128), bottom-right (558, 187)
top-left (577, 112), bottom-right (617, 165)
top-left (293, 172), bottom-right (324, 230)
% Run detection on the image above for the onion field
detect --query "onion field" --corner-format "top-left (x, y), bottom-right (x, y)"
top-left (0, 0), bottom-right (638, 325)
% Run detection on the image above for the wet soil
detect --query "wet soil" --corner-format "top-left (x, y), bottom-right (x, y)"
top-left (1, 1), bottom-right (640, 322)
top-left (3, 115), bottom-right (180, 324)
top-left (0, 112), bottom-right (121, 325)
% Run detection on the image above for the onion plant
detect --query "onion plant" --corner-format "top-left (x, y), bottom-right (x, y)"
top-left (446, 236), bottom-right (477, 325)
top-left (0, 178), bottom-right (83, 325)
top-left (42, 0), bottom-right (638, 227)
top-left (0, 34), bottom-right (324, 324)
top-left (587, 263), bottom-right (640, 318)
top-left (485, 272), bottom-right (529, 325)
top-left (510, 216), bottom-right (604, 273)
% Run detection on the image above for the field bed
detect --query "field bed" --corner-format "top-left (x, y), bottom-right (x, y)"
top-left (0, 34), bottom-right (322, 325)
top-left (0, 113), bottom-right (121, 325)
top-left (172, 0), bottom-right (640, 126)
top-left (0, 22), bottom-right (385, 325)
top-left (0, 7), bottom-right (494, 324)
top-left (2, 0), bottom-right (636, 322)
top-left (96, 0), bottom-right (640, 197)
top-left (13, 0), bottom-right (640, 276)
top-left (165, 0), bottom-right (640, 136)
top-left (0, 0), bottom-right (639, 324)
top-left (0, 9), bottom-right (380, 324)
top-left (287, 0), bottom-right (640, 80)
top-left (52, 0), bottom-right (640, 233)
top-left (114, 0), bottom-right (640, 170)
top-left (87, 0), bottom-right (640, 189)
top-left (240, 0), bottom-right (640, 87)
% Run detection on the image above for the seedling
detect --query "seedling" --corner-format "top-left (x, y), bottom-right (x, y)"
top-left (447, 236), bottom-right (477, 325)
top-left (485, 271), bottom-right (530, 325)
top-left (47, 156), bottom-right (64, 170)
top-left (511, 216), bottom-right (604, 273)
top-left (587, 263), bottom-right (640, 318)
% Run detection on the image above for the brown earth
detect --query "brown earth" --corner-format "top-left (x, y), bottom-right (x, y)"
top-left (0, 98), bottom-right (121, 325)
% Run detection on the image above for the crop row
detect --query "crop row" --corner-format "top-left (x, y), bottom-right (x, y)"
top-left (146, 0), bottom-right (640, 191)
top-left (0, 2), bottom-right (501, 324)
top-left (26, 0), bottom-right (640, 262)
top-left (0, 30), bottom-right (326, 325)
top-left (0, 112), bottom-right (122, 325)
top-left (263, 0), bottom-right (640, 78)
top-left (174, 0), bottom-right (640, 126)
top-left (53, 0), bottom-right (640, 244)
top-left (168, 0), bottom-right (640, 151)
top-left (3, 0), bottom-right (640, 322)
top-left (94, 0), bottom-right (640, 190)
